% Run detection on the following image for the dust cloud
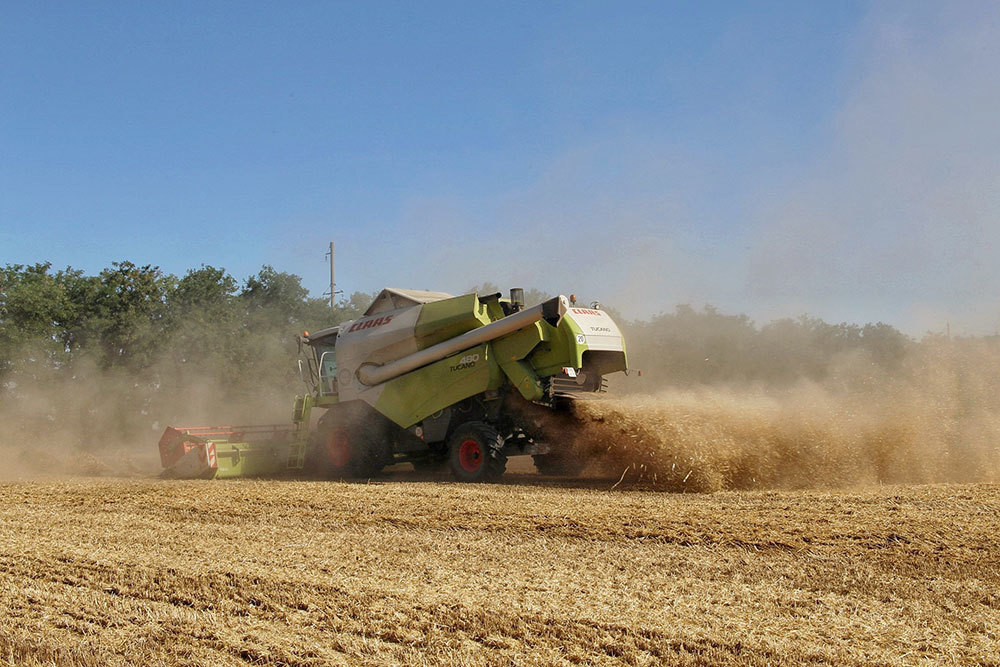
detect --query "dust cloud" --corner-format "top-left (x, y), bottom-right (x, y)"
top-left (3, 310), bottom-right (998, 492)
top-left (0, 349), bottom-right (297, 480)
top-left (563, 339), bottom-right (1000, 491)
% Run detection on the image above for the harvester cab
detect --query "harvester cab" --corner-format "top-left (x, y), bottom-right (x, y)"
top-left (159, 287), bottom-right (628, 481)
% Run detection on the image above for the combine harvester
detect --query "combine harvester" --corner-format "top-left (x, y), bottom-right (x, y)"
top-left (159, 288), bottom-right (628, 481)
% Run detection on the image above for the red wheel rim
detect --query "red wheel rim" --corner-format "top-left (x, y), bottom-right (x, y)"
top-left (326, 429), bottom-right (351, 467)
top-left (458, 439), bottom-right (483, 472)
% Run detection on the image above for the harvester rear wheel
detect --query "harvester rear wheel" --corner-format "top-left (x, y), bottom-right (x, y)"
top-left (447, 422), bottom-right (507, 482)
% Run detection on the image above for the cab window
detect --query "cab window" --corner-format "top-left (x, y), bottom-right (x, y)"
top-left (316, 344), bottom-right (338, 395)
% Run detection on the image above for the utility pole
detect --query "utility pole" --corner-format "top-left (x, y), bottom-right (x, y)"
top-left (325, 242), bottom-right (336, 307)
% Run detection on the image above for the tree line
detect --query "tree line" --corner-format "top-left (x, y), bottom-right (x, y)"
top-left (623, 304), bottom-right (914, 389)
top-left (0, 262), bottom-right (372, 448)
top-left (1, 261), bottom-right (993, 451)
top-left (0, 261), bottom-right (370, 379)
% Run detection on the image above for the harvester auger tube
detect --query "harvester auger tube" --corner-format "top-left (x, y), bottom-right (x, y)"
top-left (357, 295), bottom-right (569, 386)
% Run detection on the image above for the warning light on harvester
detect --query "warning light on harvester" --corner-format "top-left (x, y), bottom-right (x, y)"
top-left (570, 294), bottom-right (577, 305)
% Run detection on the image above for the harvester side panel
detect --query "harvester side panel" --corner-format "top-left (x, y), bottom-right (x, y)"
top-left (334, 303), bottom-right (423, 405)
top-left (373, 343), bottom-right (503, 428)
top-left (564, 308), bottom-right (626, 352)
top-left (356, 297), bottom-right (564, 387)
top-left (491, 322), bottom-right (551, 401)
top-left (413, 294), bottom-right (492, 348)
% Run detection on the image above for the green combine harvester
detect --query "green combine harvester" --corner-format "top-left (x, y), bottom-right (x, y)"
top-left (158, 288), bottom-right (628, 481)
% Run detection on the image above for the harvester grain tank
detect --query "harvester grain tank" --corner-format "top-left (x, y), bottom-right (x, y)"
top-left (158, 287), bottom-right (628, 481)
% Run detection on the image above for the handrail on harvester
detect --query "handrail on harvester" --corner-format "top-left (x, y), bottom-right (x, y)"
top-left (168, 424), bottom-right (296, 438)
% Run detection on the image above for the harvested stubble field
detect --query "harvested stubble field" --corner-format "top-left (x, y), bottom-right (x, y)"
top-left (1, 476), bottom-right (998, 666)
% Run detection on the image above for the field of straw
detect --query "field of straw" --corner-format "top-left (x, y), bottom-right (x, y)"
top-left (1, 475), bottom-right (998, 665)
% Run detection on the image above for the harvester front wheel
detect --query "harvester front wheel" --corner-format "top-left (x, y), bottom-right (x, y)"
top-left (308, 414), bottom-right (388, 479)
top-left (447, 422), bottom-right (507, 482)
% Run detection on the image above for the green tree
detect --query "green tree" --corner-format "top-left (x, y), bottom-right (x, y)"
top-left (72, 262), bottom-right (175, 370)
top-left (162, 265), bottom-right (242, 370)
top-left (231, 266), bottom-right (325, 402)
top-left (242, 265), bottom-right (311, 324)
top-left (860, 322), bottom-right (910, 370)
top-left (173, 265), bottom-right (238, 311)
top-left (300, 290), bottom-right (374, 333)
top-left (625, 304), bottom-right (758, 386)
top-left (0, 263), bottom-right (74, 378)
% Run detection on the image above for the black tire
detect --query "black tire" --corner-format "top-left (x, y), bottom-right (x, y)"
top-left (447, 421), bottom-right (507, 482)
top-left (532, 452), bottom-right (586, 477)
top-left (307, 407), bottom-right (389, 478)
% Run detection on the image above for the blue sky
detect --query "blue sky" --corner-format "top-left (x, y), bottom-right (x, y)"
top-left (2, 2), bottom-right (998, 334)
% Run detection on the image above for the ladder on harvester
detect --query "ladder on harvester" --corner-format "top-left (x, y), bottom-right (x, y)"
top-left (286, 395), bottom-right (312, 470)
